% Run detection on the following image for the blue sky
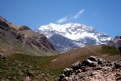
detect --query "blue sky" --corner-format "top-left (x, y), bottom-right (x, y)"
top-left (0, 0), bottom-right (121, 37)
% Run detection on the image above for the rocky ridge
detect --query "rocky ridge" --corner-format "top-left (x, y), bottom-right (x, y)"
top-left (0, 16), bottom-right (55, 56)
top-left (59, 56), bottom-right (121, 81)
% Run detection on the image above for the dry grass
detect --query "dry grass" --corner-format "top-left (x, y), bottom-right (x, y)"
top-left (1, 45), bottom-right (120, 79)
top-left (42, 45), bottom-right (101, 75)
top-left (43, 45), bottom-right (121, 75)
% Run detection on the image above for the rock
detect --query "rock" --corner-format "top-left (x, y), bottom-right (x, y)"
top-left (114, 61), bottom-right (121, 69)
top-left (88, 56), bottom-right (97, 62)
top-left (115, 73), bottom-right (121, 81)
top-left (63, 68), bottom-right (73, 77)
top-left (0, 17), bottom-right (9, 30)
top-left (63, 77), bottom-right (69, 81)
top-left (72, 61), bottom-right (81, 70)
top-left (89, 71), bottom-right (97, 76)
top-left (82, 56), bottom-right (98, 67)
top-left (58, 56), bottom-right (121, 81)
top-left (58, 74), bottom-right (65, 81)
top-left (18, 25), bottom-right (31, 31)
top-left (75, 69), bottom-right (81, 73)
top-left (98, 58), bottom-right (105, 64)
top-left (76, 66), bottom-right (83, 72)
top-left (87, 59), bottom-right (97, 67)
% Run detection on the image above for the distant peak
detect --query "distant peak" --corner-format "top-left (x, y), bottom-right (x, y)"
top-left (39, 23), bottom-right (95, 34)
top-left (40, 23), bottom-right (93, 29)
top-left (38, 22), bottom-right (112, 52)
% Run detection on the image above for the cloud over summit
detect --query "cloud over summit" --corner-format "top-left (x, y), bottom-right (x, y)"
top-left (73, 9), bottom-right (85, 19)
top-left (57, 9), bottom-right (85, 23)
top-left (56, 16), bottom-right (68, 23)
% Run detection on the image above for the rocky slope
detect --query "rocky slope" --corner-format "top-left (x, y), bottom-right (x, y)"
top-left (38, 23), bottom-right (112, 52)
top-left (59, 56), bottom-right (121, 81)
top-left (0, 16), bottom-right (55, 56)
top-left (108, 36), bottom-right (121, 47)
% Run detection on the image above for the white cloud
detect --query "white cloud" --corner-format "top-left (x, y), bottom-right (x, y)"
top-left (73, 9), bottom-right (85, 19)
top-left (57, 16), bottom-right (68, 23)
top-left (56, 9), bottom-right (85, 23)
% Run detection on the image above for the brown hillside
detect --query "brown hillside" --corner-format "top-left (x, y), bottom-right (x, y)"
top-left (43, 45), bottom-right (120, 74)
top-left (0, 16), bottom-right (55, 56)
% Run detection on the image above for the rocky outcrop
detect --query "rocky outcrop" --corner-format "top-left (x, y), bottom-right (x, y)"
top-left (0, 16), bottom-right (9, 30)
top-left (18, 25), bottom-right (31, 31)
top-left (59, 56), bottom-right (121, 81)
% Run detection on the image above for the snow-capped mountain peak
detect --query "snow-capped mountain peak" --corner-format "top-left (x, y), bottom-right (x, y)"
top-left (39, 23), bottom-right (95, 40)
top-left (38, 23), bottom-right (112, 52)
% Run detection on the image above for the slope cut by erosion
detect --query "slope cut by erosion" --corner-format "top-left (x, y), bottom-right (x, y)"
top-left (0, 16), bottom-right (56, 56)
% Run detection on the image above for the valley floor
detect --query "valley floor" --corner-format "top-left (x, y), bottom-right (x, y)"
top-left (0, 45), bottom-right (121, 81)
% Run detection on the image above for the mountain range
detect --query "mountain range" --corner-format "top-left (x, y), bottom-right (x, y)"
top-left (1, 16), bottom-right (120, 81)
top-left (38, 23), bottom-right (112, 52)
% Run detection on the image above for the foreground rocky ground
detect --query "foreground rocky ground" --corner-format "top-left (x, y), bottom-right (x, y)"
top-left (59, 56), bottom-right (121, 81)
top-left (0, 54), bottom-right (58, 81)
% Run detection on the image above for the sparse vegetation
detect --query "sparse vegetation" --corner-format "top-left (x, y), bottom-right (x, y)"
top-left (1, 45), bottom-right (121, 81)
top-left (101, 45), bottom-right (120, 55)
top-left (0, 54), bottom-right (58, 81)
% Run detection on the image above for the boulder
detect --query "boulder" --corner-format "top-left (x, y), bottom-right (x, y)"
top-left (58, 74), bottom-right (65, 81)
top-left (63, 68), bottom-right (73, 76)
top-left (72, 61), bottom-right (81, 70)
top-left (98, 58), bottom-right (105, 64)
top-left (81, 56), bottom-right (98, 67)
top-left (114, 61), bottom-right (121, 69)
top-left (88, 56), bottom-right (97, 62)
